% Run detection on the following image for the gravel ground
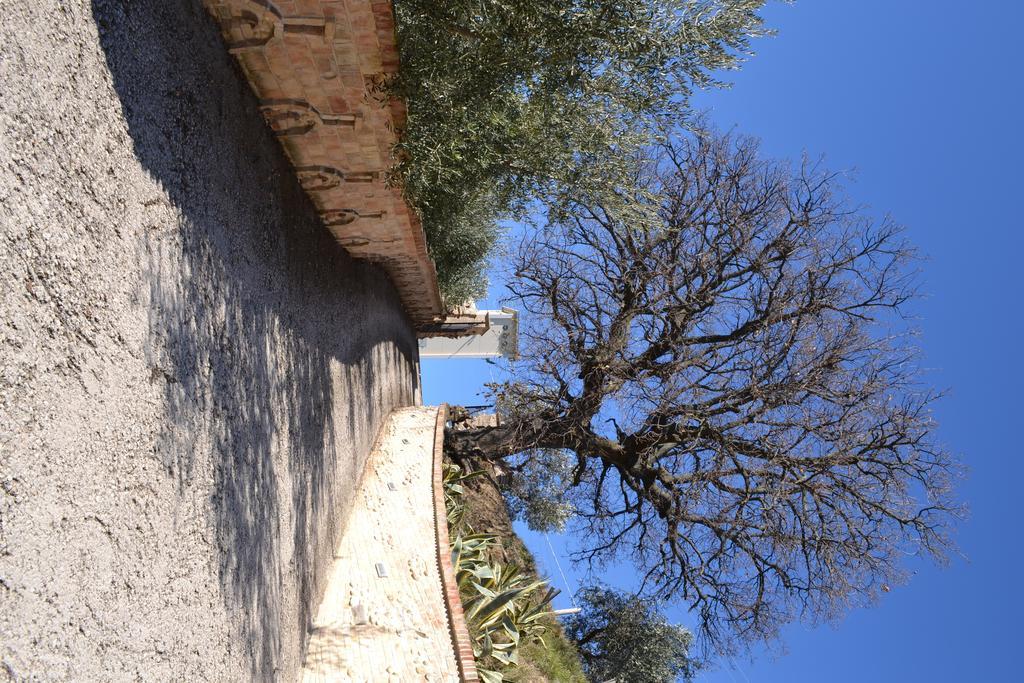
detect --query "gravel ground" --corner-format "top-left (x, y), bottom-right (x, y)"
top-left (0, 1), bottom-right (420, 680)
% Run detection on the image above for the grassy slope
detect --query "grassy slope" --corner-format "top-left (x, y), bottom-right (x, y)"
top-left (457, 461), bottom-right (587, 683)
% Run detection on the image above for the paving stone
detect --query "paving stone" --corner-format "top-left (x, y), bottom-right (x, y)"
top-left (301, 407), bottom-right (459, 681)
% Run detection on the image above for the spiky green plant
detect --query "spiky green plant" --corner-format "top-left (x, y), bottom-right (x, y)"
top-left (443, 462), bottom-right (487, 529)
top-left (444, 465), bottom-right (560, 681)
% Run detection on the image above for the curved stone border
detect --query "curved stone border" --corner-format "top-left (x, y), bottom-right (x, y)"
top-left (301, 407), bottom-right (460, 680)
top-left (432, 404), bottom-right (479, 682)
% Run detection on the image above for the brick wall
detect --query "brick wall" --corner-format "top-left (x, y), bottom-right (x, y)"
top-left (202, 0), bottom-right (444, 328)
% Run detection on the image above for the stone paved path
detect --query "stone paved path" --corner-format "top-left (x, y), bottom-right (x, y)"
top-left (301, 407), bottom-right (458, 682)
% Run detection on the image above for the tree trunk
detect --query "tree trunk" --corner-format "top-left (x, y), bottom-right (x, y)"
top-left (445, 422), bottom-right (526, 462)
top-left (444, 414), bottom-right (632, 471)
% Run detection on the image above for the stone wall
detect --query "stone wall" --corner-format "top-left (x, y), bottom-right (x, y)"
top-left (0, 1), bottom-right (419, 680)
top-left (201, 0), bottom-right (445, 327)
top-left (300, 407), bottom-right (460, 682)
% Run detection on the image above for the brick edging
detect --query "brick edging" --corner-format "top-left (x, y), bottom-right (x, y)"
top-left (432, 404), bottom-right (479, 682)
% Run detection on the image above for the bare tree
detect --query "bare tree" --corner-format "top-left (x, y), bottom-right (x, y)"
top-left (446, 129), bottom-right (961, 651)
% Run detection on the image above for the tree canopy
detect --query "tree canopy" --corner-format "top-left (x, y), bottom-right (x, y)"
top-left (446, 128), bottom-right (962, 652)
top-left (392, 0), bottom-right (771, 303)
top-left (566, 586), bottom-right (697, 683)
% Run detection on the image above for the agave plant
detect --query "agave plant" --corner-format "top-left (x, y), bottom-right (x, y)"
top-left (462, 562), bottom-right (560, 680)
top-left (451, 532), bottom-right (498, 590)
top-left (442, 462), bottom-right (486, 530)
top-left (444, 463), bottom-right (560, 681)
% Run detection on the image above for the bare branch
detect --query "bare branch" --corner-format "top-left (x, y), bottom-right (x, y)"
top-left (447, 129), bottom-right (962, 654)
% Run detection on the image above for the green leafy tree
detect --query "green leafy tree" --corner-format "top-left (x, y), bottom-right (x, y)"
top-left (392, 0), bottom-right (772, 303)
top-left (446, 128), bottom-right (962, 652)
top-left (504, 448), bottom-right (577, 532)
top-left (565, 587), bottom-right (696, 682)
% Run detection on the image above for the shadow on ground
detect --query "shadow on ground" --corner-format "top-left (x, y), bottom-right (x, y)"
top-left (92, 1), bottom-right (419, 678)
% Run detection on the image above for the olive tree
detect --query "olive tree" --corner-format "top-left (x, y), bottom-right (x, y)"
top-left (446, 129), bottom-right (961, 651)
top-left (392, 0), bottom-right (772, 303)
top-left (565, 586), bottom-right (697, 683)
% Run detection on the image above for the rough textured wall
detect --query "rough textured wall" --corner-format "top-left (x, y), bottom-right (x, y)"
top-left (202, 0), bottom-right (445, 326)
top-left (0, 1), bottom-right (419, 680)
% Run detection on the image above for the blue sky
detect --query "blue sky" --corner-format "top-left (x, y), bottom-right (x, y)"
top-left (422, 1), bottom-right (1024, 680)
